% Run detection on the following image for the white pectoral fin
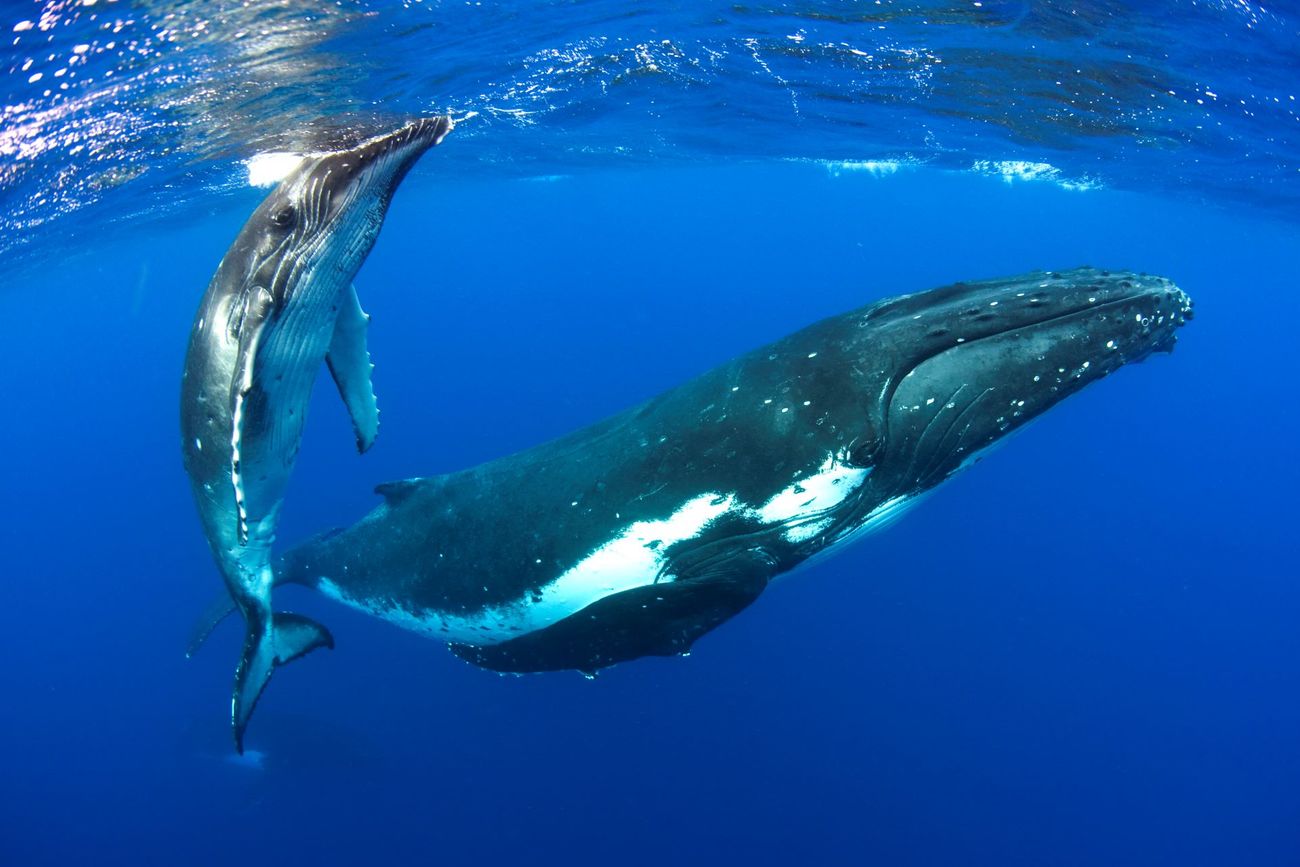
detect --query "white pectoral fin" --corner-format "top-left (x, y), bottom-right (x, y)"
top-left (230, 286), bottom-right (276, 545)
top-left (326, 284), bottom-right (380, 453)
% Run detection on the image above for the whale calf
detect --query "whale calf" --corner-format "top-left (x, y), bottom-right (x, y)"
top-left (180, 116), bottom-right (452, 750)
top-left (273, 268), bottom-right (1192, 675)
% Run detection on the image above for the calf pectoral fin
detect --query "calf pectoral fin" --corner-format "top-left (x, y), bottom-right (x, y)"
top-left (186, 593), bottom-right (239, 658)
top-left (326, 284), bottom-right (380, 454)
top-left (230, 286), bottom-right (276, 545)
top-left (451, 548), bottom-right (776, 675)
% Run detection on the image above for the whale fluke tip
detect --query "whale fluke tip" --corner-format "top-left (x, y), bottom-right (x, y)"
top-left (231, 613), bottom-right (333, 755)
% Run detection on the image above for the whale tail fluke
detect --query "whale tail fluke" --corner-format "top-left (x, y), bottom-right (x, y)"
top-left (187, 559), bottom-right (327, 658)
top-left (231, 612), bottom-right (333, 754)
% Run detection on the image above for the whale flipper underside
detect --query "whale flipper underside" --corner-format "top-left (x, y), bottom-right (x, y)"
top-left (451, 548), bottom-right (778, 674)
top-left (326, 284), bottom-right (381, 454)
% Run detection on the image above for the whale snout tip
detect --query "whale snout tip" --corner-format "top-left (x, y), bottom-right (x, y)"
top-left (331, 115), bottom-right (454, 183)
top-left (424, 114), bottom-right (455, 140)
top-left (397, 115), bottom-right (454, 148)
top-left (346, 116), bottom-right (454, 164)
top-left (1162, 282), bottom-right (1194, 332)
top-left (1132, 280), bottom-right (1194, 358)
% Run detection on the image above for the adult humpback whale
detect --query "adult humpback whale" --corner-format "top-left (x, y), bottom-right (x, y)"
top-left (271, 267), bottom-right (1191, 675)
top-left (180, 116), bottom-right (452, 750)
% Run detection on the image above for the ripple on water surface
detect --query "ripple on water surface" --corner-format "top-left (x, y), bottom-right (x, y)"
top-left (1, 1), bottom-right (1297, 264)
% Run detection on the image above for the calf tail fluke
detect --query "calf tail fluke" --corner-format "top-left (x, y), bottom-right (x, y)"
top-left (231, 612), bottom-right (333, 754)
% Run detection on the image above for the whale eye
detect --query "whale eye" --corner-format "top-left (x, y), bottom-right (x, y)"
top-left (848, 429), bottom-right (883, 467)
top-left (271, 205), bottom-right (296, 229)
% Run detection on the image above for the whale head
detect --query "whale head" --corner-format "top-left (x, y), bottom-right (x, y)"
top-left (221, 116), bottom-right (453, 323)
top-left (840, 268), bottom-right (1193, 506)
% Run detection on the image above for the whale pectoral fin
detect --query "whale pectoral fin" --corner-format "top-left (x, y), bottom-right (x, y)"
top-left (232, 612), bottom-right (334, 754)
top-left (450, 548), bottom-right (776, 675)
top-left (186, 593), bottom-right (239, 658)
top-left (230, 286), bottom-right (276, 545)
top-left (326, 284), bottom-right (380, 454)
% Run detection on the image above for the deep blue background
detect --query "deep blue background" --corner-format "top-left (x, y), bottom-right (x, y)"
top-left (1, 163), bottom-right (1297, 865)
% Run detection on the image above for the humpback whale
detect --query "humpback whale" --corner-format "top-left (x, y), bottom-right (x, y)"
top-left (180, 116), bottom-right (452, 750)
top-left (184, 267), bottom-right (1193, 684)
top-left (264, 267), bottom-right (1192, 676)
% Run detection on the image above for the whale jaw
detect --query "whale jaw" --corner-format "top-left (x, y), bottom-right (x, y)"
top-left (867, 269), bottom-right (1194, 495)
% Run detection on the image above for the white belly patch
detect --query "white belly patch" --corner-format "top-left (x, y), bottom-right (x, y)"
top-left (318, 452), bottom-right (874, 646)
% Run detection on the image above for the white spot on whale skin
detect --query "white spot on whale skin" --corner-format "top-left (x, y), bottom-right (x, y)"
top-left (784, 517), bottom-right (833, 543)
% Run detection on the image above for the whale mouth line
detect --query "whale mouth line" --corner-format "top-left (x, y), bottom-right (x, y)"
top-left (909, 287), bottom-right (1191, 378)
top-left (875, 283), bottom-right (1192, 494)
top-left (243, 118), bottom-right (453, 191)
top-left (970, 291), bottom-right (1164, 346)
top-left (887, 292), bottom-right (1141, 406)
top-left (347, 117), bottom-right (453, 169)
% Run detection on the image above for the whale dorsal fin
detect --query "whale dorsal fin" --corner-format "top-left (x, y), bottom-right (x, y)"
top-left (375, 478), bottom-right (424, 505)
top-left (326, 284), bottom-right (380, 454)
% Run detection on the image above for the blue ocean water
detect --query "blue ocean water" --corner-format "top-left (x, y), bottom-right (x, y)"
top-left (2, 2), bottom-right (1298, 865)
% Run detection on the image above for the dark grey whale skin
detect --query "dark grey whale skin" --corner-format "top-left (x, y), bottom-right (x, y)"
top-left (278, 267), bottom-right (1192, 674)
